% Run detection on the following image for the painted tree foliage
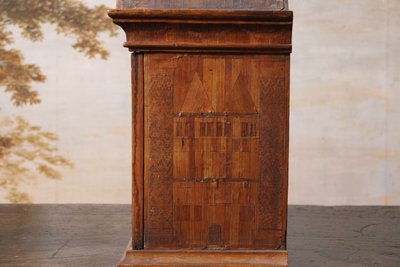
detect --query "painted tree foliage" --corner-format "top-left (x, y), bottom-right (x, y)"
top-left (0, 117), bottom-right (74, 203)
top-left (0, 0), bottom-right (117, 203)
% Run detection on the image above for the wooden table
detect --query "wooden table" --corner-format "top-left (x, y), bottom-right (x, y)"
top-left (0, 205), bottom-right (398, 267)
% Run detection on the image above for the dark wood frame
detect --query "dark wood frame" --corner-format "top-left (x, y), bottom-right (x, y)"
top-left (131, 53), bottom-right (144, 249)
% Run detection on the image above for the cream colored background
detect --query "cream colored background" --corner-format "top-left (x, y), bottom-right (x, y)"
top-left (1, 0), bottom-right (399, 205)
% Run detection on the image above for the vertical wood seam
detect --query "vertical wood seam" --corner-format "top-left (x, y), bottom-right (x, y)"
top-left (132, 52), bottom-right (144, 249)
top-left (281, 56), bottom-right (290, 249)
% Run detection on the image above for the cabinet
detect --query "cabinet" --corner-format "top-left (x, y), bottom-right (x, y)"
top-left (109, 1), bottom-right (292, 266)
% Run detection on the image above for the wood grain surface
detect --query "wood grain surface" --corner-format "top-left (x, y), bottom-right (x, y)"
top-left (119, 249), bottom-right (288, 266)
top-left (131, 53), bottom-right (144, 249)
top-left (0, 205), bottom-right (398, 267)
top-left (108, 9), bottom-right (293, 53)
top-left (142, 54), bottom-right (289, 250)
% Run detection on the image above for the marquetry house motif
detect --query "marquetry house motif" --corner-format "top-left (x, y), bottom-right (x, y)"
top-left (109, 0), bottom-right (292, 266)
top-left (173, 62), bottom-right (260, 248)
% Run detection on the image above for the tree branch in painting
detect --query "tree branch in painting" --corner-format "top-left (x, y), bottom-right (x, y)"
top-left (0, 0), bottom-right (118, 203)
top-left (0, 117), bottom-right (73, 203)
top-left (0, 0), bottom-right (117, 106)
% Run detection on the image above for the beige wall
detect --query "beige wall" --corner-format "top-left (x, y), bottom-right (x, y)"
top-left (1, 0), bottom-right (399, 205)
top-left (290, 0), bottom-right (400, 205)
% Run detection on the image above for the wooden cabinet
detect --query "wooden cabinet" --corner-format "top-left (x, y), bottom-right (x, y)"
top-left (109, 1), bottom-right (292, 266)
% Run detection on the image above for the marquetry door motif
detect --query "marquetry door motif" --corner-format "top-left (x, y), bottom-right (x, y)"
top-left (144, 54), bottom-right (288, 250)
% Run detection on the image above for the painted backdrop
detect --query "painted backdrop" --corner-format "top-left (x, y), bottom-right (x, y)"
top-left (0, 0), bottom-right (399, 205)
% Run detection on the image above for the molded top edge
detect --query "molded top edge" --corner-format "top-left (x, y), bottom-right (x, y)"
top-left (116, 0), bottom-right (288, 11)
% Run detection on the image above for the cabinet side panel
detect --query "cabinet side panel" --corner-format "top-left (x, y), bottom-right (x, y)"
top-left (132, 53), bottom-right (144, 249)
top-left (144, 55), bottom-right (176, 248)
top-left (143, 54), bottom-right (288, 250)
top-left (255, 72), bottom-right (288, 249)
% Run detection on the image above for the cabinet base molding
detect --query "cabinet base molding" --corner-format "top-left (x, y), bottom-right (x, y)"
top-left (117, 240), bottom-right (288, 267)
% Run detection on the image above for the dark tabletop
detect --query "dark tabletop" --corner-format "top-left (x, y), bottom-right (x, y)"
top-left (0, 205), bottom-right (399, 267)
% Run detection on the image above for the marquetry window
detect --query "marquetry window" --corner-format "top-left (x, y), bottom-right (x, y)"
top-left (216, 122), bottom-right (223, 136)
top-left (224, 122), bottom-right (231, 136)
top-left (185, 122), bottom-right (193, 136)
top-left (241, 122), bottom-right (257, 137)
top-left (206, 122), bottom-right (213, 136)
top-left (200, 122), bottom-right (207, 136)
